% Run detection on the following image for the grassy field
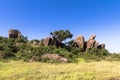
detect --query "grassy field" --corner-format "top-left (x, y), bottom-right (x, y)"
top-left (0, 60), bottom-right (120, 80)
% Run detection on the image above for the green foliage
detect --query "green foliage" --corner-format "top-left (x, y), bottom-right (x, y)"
top-left (15, 38), bottom-right (27, 43)
top-left (20, 35), bottom-right (28, 42)
top-left (29, 39), bottom-right (39, 44)
top-left (0, 30), bottom-right (118, 63)
top-left (106, 53), bottom-right (120, 61)
top-left (82, 48), bottom-right (110, 61)
top-left (0, 35), bottom-right (111, 62)
top-left (50, 30), bottom-right (73, 42)
top-left (0, 37), bottom-right (18, 59)
top-left (2, 48), bottom-right (15, 58)
top-left (67, 40), bottom-right (74, 46)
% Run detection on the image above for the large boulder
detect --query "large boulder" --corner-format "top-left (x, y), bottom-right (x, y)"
top-left (86, 39), bottom-right (96, 49)
top-left (86, 34), bottom-right (96, 49)
top-left (43, 37), bottom-right (62, 47)
top-left (89, 34), bottom-right (96, 40)
top-left (8, 29), bottom-right (22, 38)
top-left (74, 35), bottom-right (85, 48)
top-left (41, 53), bottom-right (68, 62)
top-left (59, 58), bottom-right (68, 63)
top-left (73, 34), bottom-right (106, 51)
top-left (43, 37), bottom-right (52, 46)
top-left (94, 41), bottom-right (99, 48)
top-left (73, 34), bottom-right (106, 50)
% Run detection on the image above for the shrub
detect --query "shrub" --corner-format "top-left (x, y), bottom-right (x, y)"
top-left (107, 53), bottom-right (120, 61)
top-left (2, 48), bottom-right (15, 58)
top-left (0, 35), bottom-right (112, 62)
top-left (82, 48), bottom-right (110, 61)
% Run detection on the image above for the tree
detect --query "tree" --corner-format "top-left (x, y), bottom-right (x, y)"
top-left (67, 40), bottom-right (74, 46)
top-left (50, 30), bottom-right (73, 42)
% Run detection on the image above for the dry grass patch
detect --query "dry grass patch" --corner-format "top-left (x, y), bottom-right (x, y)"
top-left (0, 61), bottom-right (120, 80)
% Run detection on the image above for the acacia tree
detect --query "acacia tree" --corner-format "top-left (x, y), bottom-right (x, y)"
top-left (50, 30), bottom-right (73, 42)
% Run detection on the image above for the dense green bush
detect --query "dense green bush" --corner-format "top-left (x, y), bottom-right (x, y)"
top-left (81, 48), bottom-right (110, 61)
top-left (2, 48), bottom-right (15, 58)
top-left (106, 53), bottom-right (120, 61)
top-left (0, 35), bottom-right (117, 63)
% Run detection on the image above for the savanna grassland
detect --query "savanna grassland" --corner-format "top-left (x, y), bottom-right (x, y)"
top-left (1, 30), bottom-right (120, 80)
top-left (0, 60), bottom-right (120, 80)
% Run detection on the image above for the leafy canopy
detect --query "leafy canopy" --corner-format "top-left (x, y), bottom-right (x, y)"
top-left (50, 30), bottom-right (73, 42)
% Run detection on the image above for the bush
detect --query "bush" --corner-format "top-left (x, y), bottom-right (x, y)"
top-left (2, 48), bottom-right (15, 58)
top-left (82, 48), bottom-right (110, 61)
top-left (0, 35), bottom-right (113, 62)
top-left (106, 53), bottom-right (120, 61)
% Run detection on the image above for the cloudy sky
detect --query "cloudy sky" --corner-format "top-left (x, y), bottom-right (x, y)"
top-left (0, 0), bottom-right (120, 53)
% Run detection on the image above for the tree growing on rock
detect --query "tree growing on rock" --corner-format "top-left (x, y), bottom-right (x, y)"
top-left (50, 30), bottom-right (73, 42)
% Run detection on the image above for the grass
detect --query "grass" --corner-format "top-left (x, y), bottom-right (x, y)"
top-left (0, 60), bottom-right (120, 80)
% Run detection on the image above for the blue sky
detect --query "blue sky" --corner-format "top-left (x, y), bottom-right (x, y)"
top-left (0, 0), bottom-right (120, 53)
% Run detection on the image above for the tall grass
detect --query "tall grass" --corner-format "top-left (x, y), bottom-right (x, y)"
top-left (0, 61), bottom-right (120, 80)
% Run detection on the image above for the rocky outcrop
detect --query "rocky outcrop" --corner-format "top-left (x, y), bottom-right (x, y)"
top-left (89, 34), bottom-right (96, 40)
top-left (86, 34), bottom-right (96, 49)
top-left (94, 41), bottom-right (99, 48)
top-left (43, 37), bottom-right (65, 48)
top-left (74, 34), bottom-right (105, 50)
top-left (41, 53), bottom-right (68, 62)
top-left (74, 35), bottom-right (85, 48)
top-left (44, 37), bottom-right (52, 46)
top-left (86, 39), bottom-right (96, 49)
top-left (44, 37), bottom-right (55, 46)
top-left (8, 29), bottom-right (22, 38)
